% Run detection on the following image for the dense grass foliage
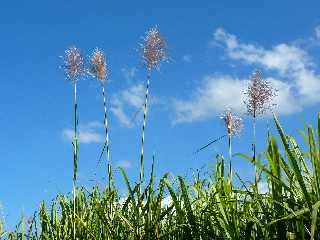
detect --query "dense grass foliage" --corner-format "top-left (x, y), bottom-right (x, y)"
top-left (2, 114), bottom-right (320, 239)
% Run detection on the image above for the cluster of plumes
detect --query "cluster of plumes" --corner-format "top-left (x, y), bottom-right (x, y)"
top-left (221, 109), bottom-right (243, 137)
top-left (90, 48), bottom-right (107, 83)
top-left (63, 46), bottom-right (86, 83)
top-left (141, 26), bottom-right (168, 71)
top-left (244, 70), bottom-right (277, 117)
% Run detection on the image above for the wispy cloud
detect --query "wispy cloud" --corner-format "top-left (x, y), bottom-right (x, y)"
top-left (116, 160), bottom-right (132, 169)
top-left (315, 25), bottom-right (320, 40)
top-left (173, 75), bottom-right (300, 123)
top-left (174, 75), bottom-right (246, 123)
top-left (182, 54), bottom-right (192, 63)
top-left (173, 27), bottom-right (320, 123)
top-left (111, 84), bottom-right (161, 128)
top-left (111, 84), bottom-right (145, 128)
top-left (213, 28), bottom-right (320, 104)
top-left (62, 121), bottom-right (104, 144)
top-left (121, 67), bottom-right (137, 82)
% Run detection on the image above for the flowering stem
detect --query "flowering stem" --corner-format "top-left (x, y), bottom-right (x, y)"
top-left (102, 85), bottom-right (112, 191)
top-left (139, 70), bottom-right (151, 189)
top-left (72, 82), bottom-right (78, 240)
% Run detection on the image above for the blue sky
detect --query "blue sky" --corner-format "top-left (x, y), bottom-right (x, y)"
top-left (1, 0), bottom-right (320, 228)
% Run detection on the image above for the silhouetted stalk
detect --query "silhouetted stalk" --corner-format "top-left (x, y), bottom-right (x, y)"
top-left (195, 135), bottom-right (227, 154)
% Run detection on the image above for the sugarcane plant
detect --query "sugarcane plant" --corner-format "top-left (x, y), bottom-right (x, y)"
top-left (244, 70), bottom-right (276, 189)
top-left (62, 46), bottom-right (86, 240)
top-left (89, 48), bottom-right (112, 191)
top-left (221, 109), bottom-right (243, 184)
top-left (139, 26), bottom-right (168, 187)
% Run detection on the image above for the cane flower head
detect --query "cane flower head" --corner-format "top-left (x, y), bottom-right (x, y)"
top-left (244, 70), bottom-right (276, 117)
top-left (141, 26), bottom-right (168, 71)
top-left (62, 46), bottom-right (86, 83)
top-left (221, 109), bottom-right (243, 136)
top-left (90, 48), bottom-right (107, 83)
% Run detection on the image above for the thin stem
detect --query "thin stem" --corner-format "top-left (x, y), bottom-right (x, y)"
top-left (73, 82), bottom-right (78, 182)
top-left (73, 181), bottom-right (76, 240)
top-left (72, 82), bottom-right (78, 240)
top-left (102, 85), bottom-right (112, 191)
top-left (139, 71), bottom-right (151, 188)
top-left (228, 134), bottom-right (232, 183)
top-left (195, 135), bottom-right (227, 154)
top-left (253, 115), bottom-right (257, 189)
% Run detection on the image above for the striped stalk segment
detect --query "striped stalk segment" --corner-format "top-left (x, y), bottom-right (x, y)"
top-left (102, 85), bottom-right (112, 190)
top-left (73, 82), bottom-right (78, 182)
top-left (139, 71), bottom-right (151, 185)
top-left (72, 82), bottom-right (78, 240)
top-left (228, 134), bottom-right (232, 183)
top-left (253, 115), bottom-right (257, 189)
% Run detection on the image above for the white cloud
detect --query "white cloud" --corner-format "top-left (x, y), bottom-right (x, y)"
top-left (172, 27), bottom-right (320, 123)
top-left (121, 67), bottom-right (137, 82)
top-left (116, 160), bottom-right (132, 169)
top-left (174, 75), bottom-right (246, 123)
top-left (111, 84), bottom-right (161, 128)
top-left (121, 84), bottom-right (145, 108)
top-left (214, 28), bottom-right (307, 74)
top-left (110, 98), bottom-right (134, 128)
top-left (315, 25), bottom-right (320, 40)
top-left (213, 28), bottom-right (320, 104)
top-left (111, 84), bottom-right (145, 128)
top-left (267, 78), bottom-right (302, 115)
top-left (182, 54), bottom-right (192, 63)
top-left (62, 121), bottom-right (104, 144)
top-left (173, 75), bottom-right (300, 123)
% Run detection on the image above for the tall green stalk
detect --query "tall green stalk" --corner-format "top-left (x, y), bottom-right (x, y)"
top-left (228, 134), bottom-right (232, 183)
top-left (139, 71), bottom-right (151, 188)
top-left (221, 109), bottom-right (242, 187)
top-left (72, 82), bottom-right (78, 240)
top-left (244, 70), bottom-right (276, 191)
top-left (139, 26), bottom-right (167, 194)
top-left (101, 85), bottom-right (112, 191)
top-left (90, 48), bottom-right (111, 189)
top-left (62, 46), bottom-right (84, 240)
top-left (253, 114), bottom-right (257, 189)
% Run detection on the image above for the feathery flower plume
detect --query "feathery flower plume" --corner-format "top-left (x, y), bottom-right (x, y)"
top-left (63, 46), bottom-right (86, 83)
top-left (90, 48), bottom-right (107, 82)
top-left (90, 48), bottom-right (112, 190)
top-left (221, 109), bottom-right (243, 137)
top-left (62, 46), bottom-right (85, 239)
top-left (245, 70), bottom-right (276, 117)
top-left (142, 26), bottom-right (168, 71)
top-left (221, 109), bottom-right (243, 183)
top-left (139, 26), bottom-right (168, 187)
top-left (244, 70), bottom-right (276, 188)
